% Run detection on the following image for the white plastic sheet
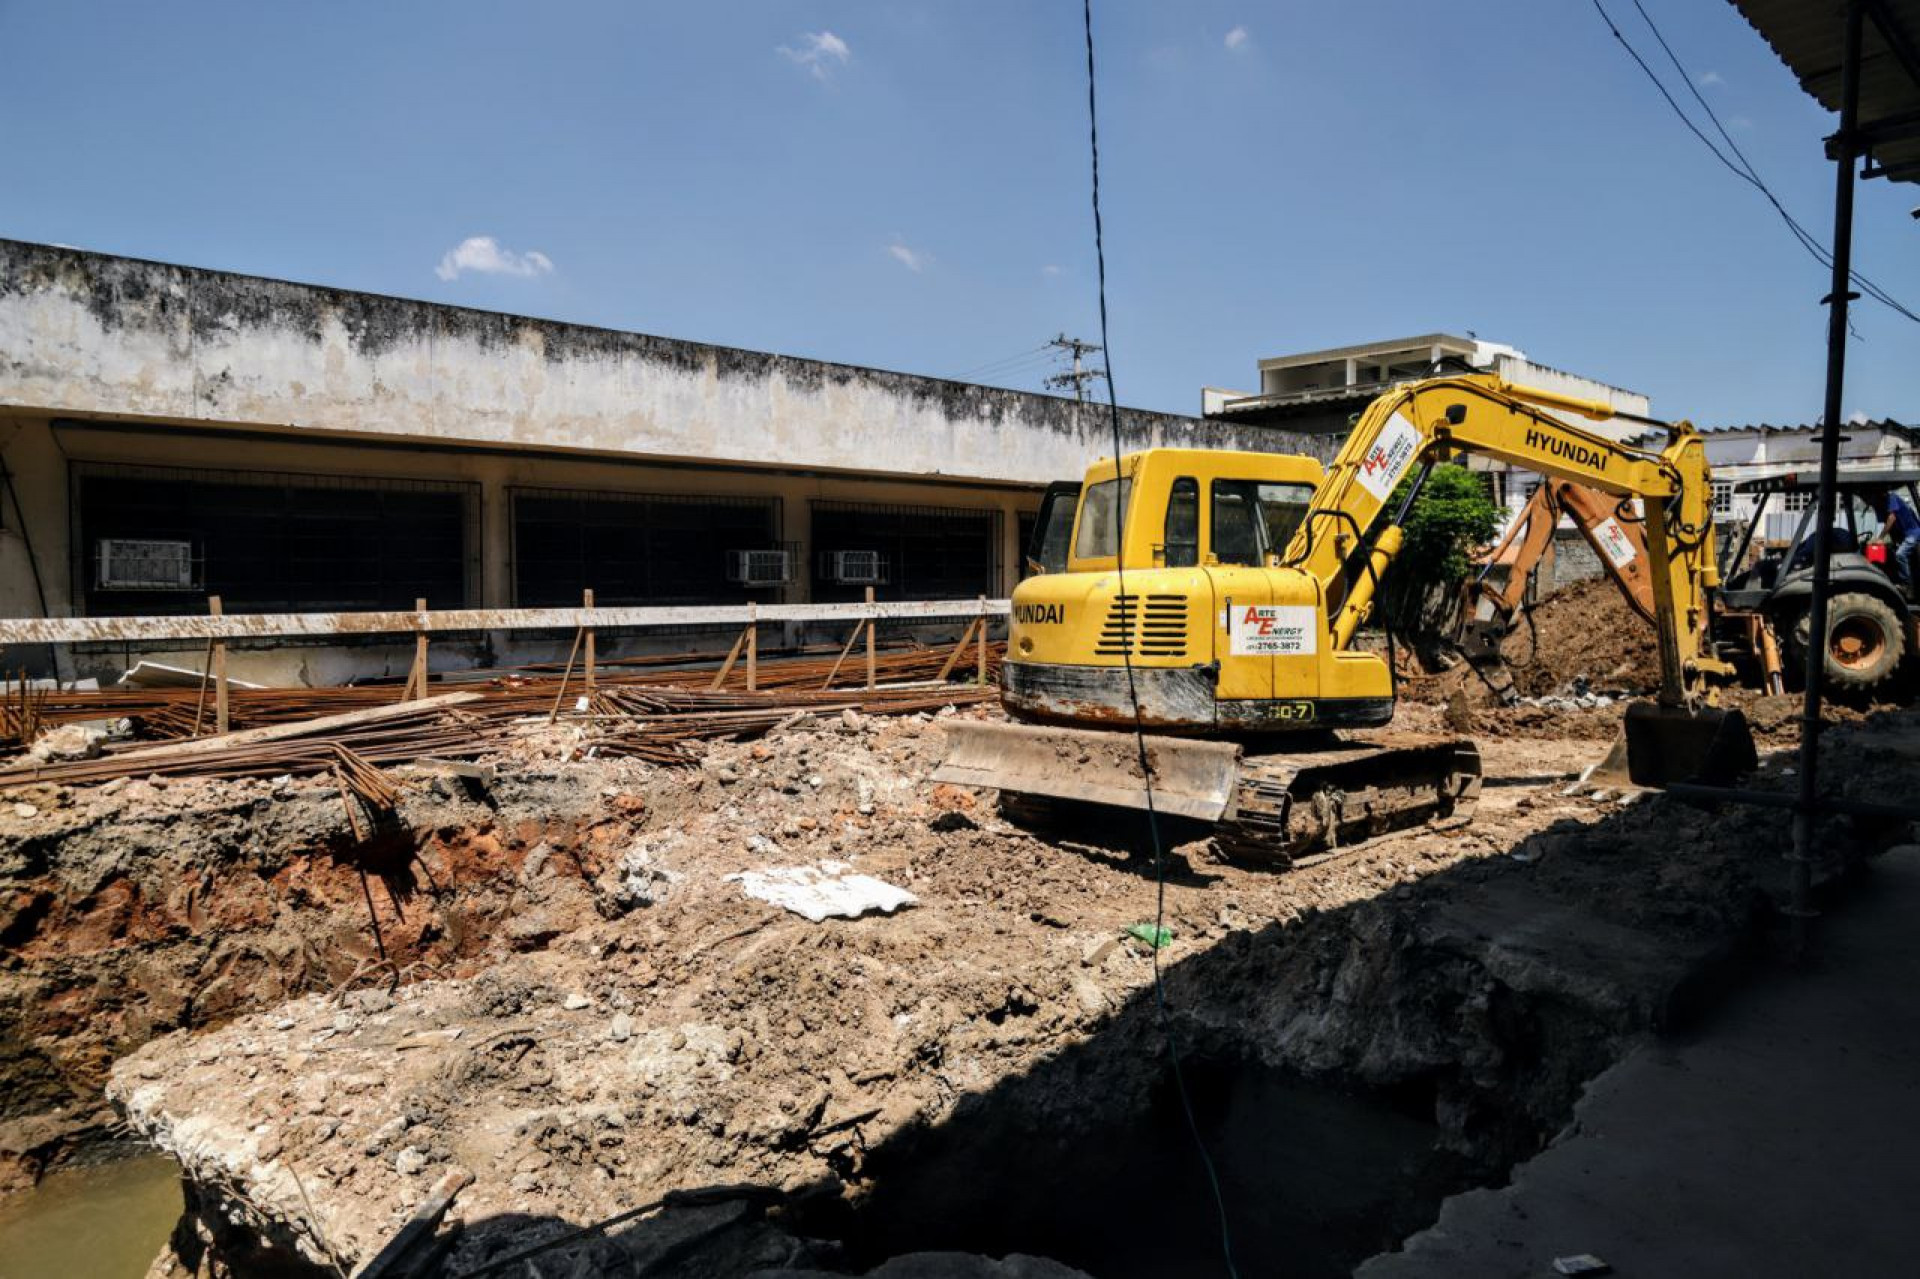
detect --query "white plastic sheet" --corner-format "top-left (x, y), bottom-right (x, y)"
top-left (725, 861), bottom-right (917, 922)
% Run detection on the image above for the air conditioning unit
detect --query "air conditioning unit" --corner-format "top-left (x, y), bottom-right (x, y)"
top-left (820, 550), bottom-right (888, 585)
top-left (96, 538), bottom-right (199, 591)
top-left (726, 548), bottom-right (792, 587)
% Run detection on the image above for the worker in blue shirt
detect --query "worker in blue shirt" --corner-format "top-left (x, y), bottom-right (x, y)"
top-left (1872, 489), bottom-right (1920, 588)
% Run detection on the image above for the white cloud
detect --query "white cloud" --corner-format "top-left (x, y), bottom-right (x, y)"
top-left (1698, 70), bottom-right (1725, 87)
top-left (1224, 25), bottom-right (1250, 51)
top-left (435, 236), bottom-right (554, 282)
top-left (1041, 264), bottom-right (1063, 277)
top-left (1848, 410), bottom-right (1870, 425)
top-left (779, 30), bottom-right (851, 82)
top-left (887, 241), bottom-right (927, 272)
top-left (1729, 114), bottom-right (1754, 131)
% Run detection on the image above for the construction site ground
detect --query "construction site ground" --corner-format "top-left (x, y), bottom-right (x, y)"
top-left (1360, 842), bottom-right (1920, 1279)
top-left (2, 594), bottom-right (1916, 1276)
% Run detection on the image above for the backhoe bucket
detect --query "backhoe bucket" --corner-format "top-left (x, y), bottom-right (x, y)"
top-left (932, 721), bottom-right (1243, 822)
top-left (1592, 701), bottom-right (1758, 790)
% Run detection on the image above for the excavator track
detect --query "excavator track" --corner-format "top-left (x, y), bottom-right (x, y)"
top-left (1211, 734), bottom-right (1482, 866)
top-left (936, 722), bottom-right (1481, 869)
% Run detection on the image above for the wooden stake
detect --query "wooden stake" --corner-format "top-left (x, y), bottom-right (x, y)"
top-left (745, 602), bottom-right (758, 692)
top-left (209, 596), bottom-right (229, 734)
top-left (977, 595), bottom-right (988, 684)
top-left (936, 617), bottom-right (980, 682)
top-left (709, 627), bottom-right (749, 691)
top-left (864, 586), bottom-right (877, 690)
top-left (405, 598), bottom-right (430, 701)
top-left (190, 636), bottom-right (214, 736)
top-left (547, 626), bottom-right (584, 724)
top-left (582, 589), bottom-right (596, 701)
top-left (822, 619), bottom-right (867, 690)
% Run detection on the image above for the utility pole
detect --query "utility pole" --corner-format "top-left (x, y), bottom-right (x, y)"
top-left (1043, 333), bottom-right (1106, 402)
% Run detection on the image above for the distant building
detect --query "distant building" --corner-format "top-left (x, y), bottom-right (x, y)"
top-left (1688, 419), bottom-right (1918, 543)
top-left (1203, 333), bottom-right (1653, 521)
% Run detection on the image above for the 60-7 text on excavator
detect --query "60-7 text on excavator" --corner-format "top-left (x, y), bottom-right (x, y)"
top-left (934, 373), bottom-right (1758, 866)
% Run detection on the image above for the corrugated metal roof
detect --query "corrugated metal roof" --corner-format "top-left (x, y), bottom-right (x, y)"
top-left (1690, 417), bottom-right (1914, 436)
top-left (1731, 0), bottom-right (1920, 183)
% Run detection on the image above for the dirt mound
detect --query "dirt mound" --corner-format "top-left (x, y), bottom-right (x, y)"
top-left (1400, 577), bottom-right (1661, 712)
top-left (1498, 577), bottom-right (1661, 696)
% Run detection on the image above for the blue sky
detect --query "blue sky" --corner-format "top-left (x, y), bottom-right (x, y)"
top-left (0, 0), bottom-right (1911, 426)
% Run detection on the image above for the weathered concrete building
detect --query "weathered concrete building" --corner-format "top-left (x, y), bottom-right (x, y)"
top-left (1687, 418), bottom-right (1918, 541)
top-left (0, 239), bottom-right (1311, 680)
top-left (1201, 333), bottom-right (1652, 447)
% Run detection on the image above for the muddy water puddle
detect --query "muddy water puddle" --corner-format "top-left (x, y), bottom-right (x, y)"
top-left (0, 1155), bottom-right (179, 1279)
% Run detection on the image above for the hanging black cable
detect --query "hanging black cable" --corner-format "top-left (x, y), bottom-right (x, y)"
top-left (1080, 3), bottom-right (1239, 1273)
top-left (1588, 0), bottom-right (1918, 324)
top-left (1626, 0), bottom-right (1916, 323)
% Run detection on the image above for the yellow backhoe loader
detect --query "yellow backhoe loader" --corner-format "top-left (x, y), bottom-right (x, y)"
top-left (935, 374), bottom-right (1756, 865)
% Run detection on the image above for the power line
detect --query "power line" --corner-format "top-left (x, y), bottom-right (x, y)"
top-left (969, 354), bottom-right (1058, 383)
top-left (1625, 0), bottom-right (1917, 324)
top-left (1588, 0), bottom-right (1919, 325)
top-left (951, 343), bottom-right (1055, 381)
top-left (1081, 2), bottom-right (1239, 1275)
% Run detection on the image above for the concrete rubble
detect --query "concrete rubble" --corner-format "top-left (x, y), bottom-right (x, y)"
top-left (0, 625), bottom-right (1913, 1274)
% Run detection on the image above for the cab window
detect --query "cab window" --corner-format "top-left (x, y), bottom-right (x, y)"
top-left (1027, 483), bottom-right (1080, 575)
top-left (1210, 480), bottom-right (1317, 566)
top-left (1163, 477), bottom-right (1199, 567)
top-left (1073, 477), bottom-right (1131, 560)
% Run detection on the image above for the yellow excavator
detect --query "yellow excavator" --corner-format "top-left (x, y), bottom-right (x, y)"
top-left (935, 374), bottom-right (1756, 864)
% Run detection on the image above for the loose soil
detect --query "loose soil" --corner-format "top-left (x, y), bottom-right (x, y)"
top-left (1494, 576), bottom-right (1663, 696)
top-left (97, 705), bottom-right (1915, 1275)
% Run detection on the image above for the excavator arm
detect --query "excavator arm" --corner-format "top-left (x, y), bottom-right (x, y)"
top-left (1282, 374), bottom-right (1749, 784)
top-left (1459, 478), bottom-right (1658, 702)
top-left (1282, 374), bottom-right (1730, 701)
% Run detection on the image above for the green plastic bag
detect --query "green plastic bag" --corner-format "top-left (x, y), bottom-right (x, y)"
top-left (1125, 923), bottom-right (1172, 949)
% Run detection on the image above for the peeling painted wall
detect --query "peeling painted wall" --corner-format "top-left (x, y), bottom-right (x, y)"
top-left (0, 413), bottom-right (1056, 682)
top-left (0, 240), bottom-right (1308, 486)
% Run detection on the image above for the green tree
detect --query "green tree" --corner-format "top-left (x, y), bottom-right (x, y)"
top-left (1376, 463), bottom-right (1504, 646)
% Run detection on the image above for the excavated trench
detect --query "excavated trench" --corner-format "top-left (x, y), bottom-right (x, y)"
top-left (792, 878), bottom-right (1751, 1277)
top-left (804, 1055), bottom-right (1448, 1278)
top-left (9, 708), bottom-right (1913, 1276)
top-left (0, 760), bottom-right (657, 1193)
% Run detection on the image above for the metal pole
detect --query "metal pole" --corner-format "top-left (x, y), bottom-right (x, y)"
top-left (1789, 0), bottom-right (1864, 960)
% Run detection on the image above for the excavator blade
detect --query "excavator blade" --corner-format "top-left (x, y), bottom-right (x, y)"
top-left (1592, 700), bottom-right (1758, 790)
top-left (932, 721), bottom-right (1243, 822)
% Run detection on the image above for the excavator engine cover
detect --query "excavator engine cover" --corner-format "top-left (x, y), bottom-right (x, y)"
top-left (1612, 701), bottom-right (1758, 789)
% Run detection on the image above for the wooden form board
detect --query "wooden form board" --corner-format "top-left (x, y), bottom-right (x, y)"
top-left (0, 598), bottom-right (1010, 646)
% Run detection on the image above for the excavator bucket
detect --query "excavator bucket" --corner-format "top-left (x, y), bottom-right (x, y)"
top-left (932, 721), bottom-right (1244, 822)
top-left (1590, 701), bottom-right (1758, 790)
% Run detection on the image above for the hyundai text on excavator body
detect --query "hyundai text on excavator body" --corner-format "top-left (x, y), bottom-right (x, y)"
top-left (934, 374), bottom-right (1757, 865)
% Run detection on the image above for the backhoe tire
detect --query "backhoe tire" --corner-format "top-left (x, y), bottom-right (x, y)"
top-left (1789, 592), bottom-right (1907, 694)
